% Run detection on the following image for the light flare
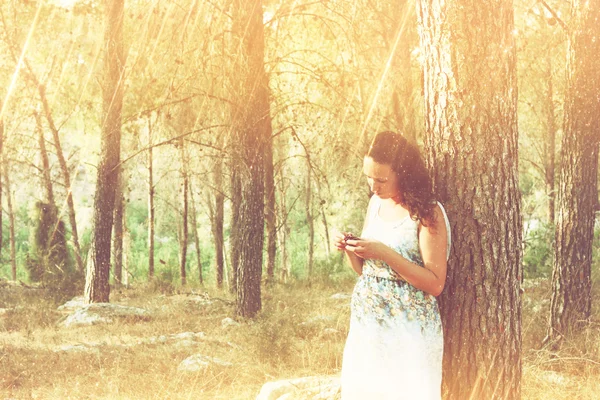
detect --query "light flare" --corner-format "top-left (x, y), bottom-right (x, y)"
top-left (0, 2), bottom-right (43, 120)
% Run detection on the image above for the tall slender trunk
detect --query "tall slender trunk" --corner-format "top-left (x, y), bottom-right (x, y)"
top-left (231, 0), bottom-right (272, 317)
top-left (35, 111), bottom-right (55, 205)
top-left (546, 0), bottom-right (600, 346)
top-left (4, 161), bottom-right (16, 281)
top-left (229, 168), bottom-right (241, 293)
top-left (278, 169), bottom-right (289, 282)
top-left (418, 0), bottom-right (522, 398)
top-left (113, 167), bottom-right (124, 286)
top-left (85, 0), bottom-right (125, 303)
top-left (147, 116), bottom-right (155, 279)
top-left (0, 115), bottom-right (3, 258)
top-left (211, 156), bottom-right (225, 288)
top-left (305, 164), bottom-right (314, 278)
top-left (264, 129), bottom-right (276, 284)
top-left (179, 138), bottom-right (188, 286)
top-left (544, 54), bottom-right (556, 225)
top-left (189, 181), bottom-right (203, 284)
top-left (25, 65), bottom-right (84, 272)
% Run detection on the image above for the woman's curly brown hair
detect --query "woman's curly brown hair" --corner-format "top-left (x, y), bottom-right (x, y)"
top-left (366, 131), bottom-right (437, 227)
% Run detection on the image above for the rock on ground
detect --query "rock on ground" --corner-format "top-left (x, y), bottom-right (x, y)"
top-left (256, 376), bottom-right (341, 400)
top-left (60, 303), bottom-right (150, 328)
top-left (178, 354), bottom-right (233, 372)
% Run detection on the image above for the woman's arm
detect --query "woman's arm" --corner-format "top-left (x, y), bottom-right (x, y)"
top-left (346, 205), bottom-right (448, 296)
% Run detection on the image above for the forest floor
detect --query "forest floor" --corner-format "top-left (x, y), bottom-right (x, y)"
top-left (0, 276), bottom-right (599, 399)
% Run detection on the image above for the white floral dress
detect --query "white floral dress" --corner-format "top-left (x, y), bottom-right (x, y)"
top-left (341, 196), bottom-right (451, 400)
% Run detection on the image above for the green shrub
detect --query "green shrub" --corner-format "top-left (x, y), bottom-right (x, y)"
top-left (523, 220), bottom-right (553, 279)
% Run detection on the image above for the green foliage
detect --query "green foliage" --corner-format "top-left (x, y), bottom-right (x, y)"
top-left (25, 202), bottom-right (83, 301)
top-left (523, 220), bottom-right (554, 279)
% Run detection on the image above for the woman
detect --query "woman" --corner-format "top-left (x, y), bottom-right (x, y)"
top-left (335, 131), bottom-right (451, 400)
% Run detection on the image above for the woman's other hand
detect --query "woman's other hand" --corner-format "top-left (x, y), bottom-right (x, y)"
top-left (345, 238), bottom-right (386, 260)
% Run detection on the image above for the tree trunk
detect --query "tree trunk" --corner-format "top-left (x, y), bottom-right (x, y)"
top-left (85, 0), bottom-right (125, 303)
top-left (35, 111), bottom-right (55, 206)
top-left (0, 116), bottom-right (3, 258)
top-left (232, 0), bottom-right (272, 318)
top-left (305, 164), bottom-right (314, 278)
top-left (211, 156), bottom-right (225, 289)
top-left (278, 167), bottom-right (290, 282)
top-left (24, 64), bottom-right (85, 272)
top-left (418, 0), bottom-right (523, 398)
top-left (543, 53), bottom-right (556, 225)
top-left (189, 181), bottom-right (202, 284)
top-left (4, 161), bottom-right (16, 281)
top-left (147, 116), bottom-right (155, 279)
top-left (179, 138), bottom-right (188, 286)
top-left (229, 168), bottom-right (241, 293)
top-left (545, 0), bottom-right (600, 345)
top-left (113, 167), bottom-right (124, 287)
top-left (264, 127), bottom-right (277, 284)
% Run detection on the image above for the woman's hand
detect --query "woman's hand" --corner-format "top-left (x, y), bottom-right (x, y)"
top-left (332, 230), bottom-right (356, 251)
top-left (344, 238), bottom-right (387, 260)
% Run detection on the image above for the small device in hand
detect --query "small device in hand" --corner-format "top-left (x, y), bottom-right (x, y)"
top-left (344, 233), bottom-right (360, 244)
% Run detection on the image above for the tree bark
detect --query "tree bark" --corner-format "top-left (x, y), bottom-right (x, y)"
top-left (179, 138), bottom-right (188, 286)
top-left (37, 84), bottom-right (84, 272)
top-left (189, 180), bottom-right (203, 284)
top-left (35, 111), bottom-right (55, 206)
top-left (305, 163), bottom-right (314, 278)
top-left (147, 115), bottom-right (155, 279)
top-left (543, 53), bottom-right (556, 225)
top-left (545, 0), bottom-right (600, 345)
top-left (231, 0), bottom-right (272, 317)
top-left (113, 167), bottom-right (124, 287)
top-left (229, 167), bottom-right (241, 293)
top-left (0, 115), bottom-right (3, 258)
top-left (418, 0), bottom-right (523, 398)
top-left (85, 0), bottom-right (125, 303)
top-left (210, 155), bottom-right (225, 289)
top-left (264, 127), bottom-right (277, 284)
top-left (4, 161), bottom-right (16, 281)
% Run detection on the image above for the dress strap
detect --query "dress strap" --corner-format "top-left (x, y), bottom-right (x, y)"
top-left (436, 201), bottom-right (451, 261)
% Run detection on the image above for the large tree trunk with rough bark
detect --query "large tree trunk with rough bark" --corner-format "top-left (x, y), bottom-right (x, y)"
top-left (545, 0), bottom-right (600, 346)
top-left (0, 116), bottom-right (3, 258)
top-left (85, 0), bottom-right (124, 303)
top-left (418, 0), bottom-right (523, 399)
top-left (231, 0), bottom-right (272, 318)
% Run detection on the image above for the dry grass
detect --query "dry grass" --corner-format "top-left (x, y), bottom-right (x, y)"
top-left (1, 277), bottom-right (599, 399)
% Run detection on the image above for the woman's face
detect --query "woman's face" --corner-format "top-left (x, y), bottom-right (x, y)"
top-left (363, 156), bottom-right (401, 199)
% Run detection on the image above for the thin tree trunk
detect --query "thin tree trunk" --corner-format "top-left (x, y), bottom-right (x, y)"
top-left (545, 0), bottom-right (600, 346)
top-left (544, 53), bottom-right (556, 225)
top-left (418, 0), bottom-right (522, 398)
top-left (85, 0), bottom-right (125, 303)
top-left (35, 111), bottom-right (55, 205)
top-left (113, 167), bottom-right (124, 287)
top-left (0, 115), bottom-right (3, 258)
top-left (278, 170), bottom-right (289, 283)
top-left (4, 161), bottom-right (16, 281)
top-left (179, 138), bottom-right (188, 286)
top-left (321, 207), bottom-right (331, 257)
top-left (211, 157), bottom-right (225, 289)
top-left (189, 181), bottom-right (202, 284)
top-left (23, 63), bottom-right (84, 272)
top-left (232, 0), bottom-right (272, 317)
top-left (229, 168), bottom-right (241, 293)
top-left (147, 116), bottom-right (155, 279)
top-left (305, 164), bottom-right (314, 278)
top-left (264, 128), bottom-right (277, 284)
